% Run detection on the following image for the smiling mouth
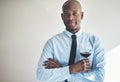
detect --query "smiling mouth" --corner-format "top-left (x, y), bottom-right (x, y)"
top-left (68, 21), bottom-right (76, 26)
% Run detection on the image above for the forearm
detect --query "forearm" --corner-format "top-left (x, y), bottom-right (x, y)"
top-left (68, 57), bottom-right (105, 82)
top-left (36, 66), bottom-right (70, 81)
top-left (81, 67), bottom-right (105, 82)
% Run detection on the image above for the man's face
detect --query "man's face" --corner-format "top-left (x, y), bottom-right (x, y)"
top-left (61, 2), bottom-right (83, 33)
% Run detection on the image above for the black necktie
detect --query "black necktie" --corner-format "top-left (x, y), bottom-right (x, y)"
top-left (65, 35), bottom-right (77, 82)
top-left (69, 35), bottom-right (77, 65)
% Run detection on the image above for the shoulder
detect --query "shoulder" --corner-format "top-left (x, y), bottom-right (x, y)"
top-left (82, 31), bottom-right (99, 41)
top-left (82, 31), bottom-right (102, 46)
top-left (82, 31), bottom-right (104, 52)
top-left (45, 31), bottom-right (65, 44)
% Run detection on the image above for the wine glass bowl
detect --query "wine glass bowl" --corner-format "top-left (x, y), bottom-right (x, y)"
top-left (80, 42), bottom-right (92, 58)
top-left (80, 52), bottom-right (91, 58)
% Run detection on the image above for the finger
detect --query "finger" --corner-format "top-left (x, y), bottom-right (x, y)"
top-left (84, 62), bottom-right (90, 68)
top-left (48, 58), bottom-right (56, 62)
top-left (85, 62), bottom-right (90, 65)
top-left (49, 61), bottom-right (56, 65)
top-left (48, 58), bottom-right (62, 68)
top-left (45, 66), bottom-right (54, 69)
top-left (78, 60), bottom-right (84, 64)
top-left (84, 59), bottom-right (89, 62)
top-left (43, 61), bottom-right (54, 67)
top-left (48, 58), bottom-right (54, 61)
top-left (43, 59), bottom-right (56, 65)
top-left (86, 66), bottom-right (91, 70)
top-left (48, 58), bottom-right (57, 64)
top-left (43, 63), bottom-right (48, 66)
top-left (82, 62), bottom-right (90, 71)
top-left (44, 63), bottom-right (56, 69)
top-left (85, 64), bottom-right (91, 68)
top-left (43, 63), bottom-right (52, 68)
top-left (84, 65), bottom-right (91, 71)
top-left (49, 63), bottom-right (55, 67)
top-left (43, 61), bottom-right (49, 64)
top-left (85, 67), bottom-right (91, 71)
top-left (43, 58), bottom-right (55, 64)
top-left (83, 60), bottom-right (90, 66)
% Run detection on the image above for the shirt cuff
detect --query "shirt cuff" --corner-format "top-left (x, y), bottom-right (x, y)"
top-left (60, 66), bottom-right (71, 80)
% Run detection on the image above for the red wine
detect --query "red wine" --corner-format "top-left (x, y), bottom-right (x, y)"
top-left (80, 52), bottom-right (91, 58)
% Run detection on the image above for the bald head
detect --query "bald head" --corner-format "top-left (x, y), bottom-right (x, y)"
top-left (62, 0), bottom-right (82, 12)
top-left (61, 0), bottom-right (84, 34)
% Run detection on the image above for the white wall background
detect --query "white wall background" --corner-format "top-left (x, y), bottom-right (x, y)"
top-left (0, 0), bottom-right (120, 82)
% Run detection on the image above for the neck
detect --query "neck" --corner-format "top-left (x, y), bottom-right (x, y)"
top-left (66, 27), bottom-right (80, 34)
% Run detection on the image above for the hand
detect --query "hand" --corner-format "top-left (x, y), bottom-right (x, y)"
top-left (43, 58), bottom-right (62, 69)
top-left (69, 59), bottom-right (91, 74)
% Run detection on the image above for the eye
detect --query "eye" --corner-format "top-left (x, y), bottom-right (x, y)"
top-left (73, 12), bottom-right (78, 16)
top-left (63, 13), bottom-right (70, 17)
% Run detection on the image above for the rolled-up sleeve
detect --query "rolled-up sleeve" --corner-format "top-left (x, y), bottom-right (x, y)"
top-left (36, 40), bottom-right (71, 82)
top-left (80, 37), bottom-right (105, 82)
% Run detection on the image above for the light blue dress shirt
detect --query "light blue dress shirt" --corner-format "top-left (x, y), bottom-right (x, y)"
top-left (37, 29), bottom-right (105, 82)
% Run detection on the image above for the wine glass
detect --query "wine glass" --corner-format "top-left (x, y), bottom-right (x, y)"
top-left (80, 42), bottom-right (92, 58)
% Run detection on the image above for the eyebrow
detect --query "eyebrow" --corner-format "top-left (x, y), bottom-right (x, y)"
top-left (63, 9), bottom-right (80, 12)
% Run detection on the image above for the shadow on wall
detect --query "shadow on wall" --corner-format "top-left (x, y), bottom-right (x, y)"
top-left (105, 45), bottom-right (120, 82)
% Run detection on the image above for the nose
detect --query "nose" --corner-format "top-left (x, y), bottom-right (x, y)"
top-left (68, 14), bottom-right (74, 21)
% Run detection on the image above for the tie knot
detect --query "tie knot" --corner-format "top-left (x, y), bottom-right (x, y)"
top-left (72, 35), bottom-right (76, 39)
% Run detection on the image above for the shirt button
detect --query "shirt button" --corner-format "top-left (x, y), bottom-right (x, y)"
top-left (67, 80), bottom-right (70, 82)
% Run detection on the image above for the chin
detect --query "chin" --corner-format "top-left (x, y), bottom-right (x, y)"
top-left (70, 26), bottom-right (77, 30)
top-left (66, 24), bottom-right (78, 29)
top-left (67, 26), bottom-right (78, 31)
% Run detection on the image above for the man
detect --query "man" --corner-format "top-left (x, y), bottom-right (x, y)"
top-left (36, 0), bottom-right (105, 82)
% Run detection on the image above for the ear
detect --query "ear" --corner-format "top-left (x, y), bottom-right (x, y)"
top-left (61, 13), bottom-right (64, 20)
top-left (81, 12), bottom-right (84, 20)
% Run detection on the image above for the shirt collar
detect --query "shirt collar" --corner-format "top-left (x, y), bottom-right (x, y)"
top-left (63, 29), bottom-right (83, 38)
